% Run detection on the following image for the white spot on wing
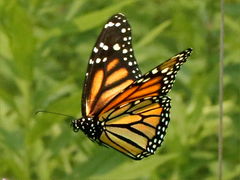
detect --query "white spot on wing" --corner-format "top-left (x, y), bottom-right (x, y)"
top-left (103, 45), bottom-right (108, 50)
top-left (137, 78), bottom-right (143, 83)
top-left (143, 77), bottom-right (150, 83)
top-left (161, 68), bottom-right (169, 73)
top-left (108, 22), bottom-right (114, 27)
top-left (134, 100), bottom-right (140, 104)
top-left (113, 43), bottom-right (121, 51)
top-left (96, 58), bottom-right (101, 63)
top-left (115, 22), bottom-right (121, 27)
top-left (122, 49), bottom-right (128, 54)
top-left (152, 69), bottom-right (158, 74)
top-left (121, 28), bottom-right (126, 33)
top-left (103, 57), bottom-right (107, 62)
top-left (93, 47), bottom-right (98, 53)
top-left (99, 42), bottom-right (104, 48)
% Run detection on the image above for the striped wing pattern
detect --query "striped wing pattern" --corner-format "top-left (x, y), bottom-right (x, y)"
top-left (99, 48), bottom-right (192, 115)
top-left (82, 13), bottom-right (141, 117)
top-left (99, 96), bottom-right (171, 160)
top-left (72, 13), bottom-right (193, 160)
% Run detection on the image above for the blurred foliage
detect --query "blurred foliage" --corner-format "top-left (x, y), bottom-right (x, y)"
top-left (0, 0), bottom-right (239, 179)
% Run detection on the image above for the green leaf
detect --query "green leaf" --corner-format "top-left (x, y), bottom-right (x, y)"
top-left (73, 0), bottom-right (138, 32)
top-left (136, 20), bottom-right (171, 49)
top-left (1, 1), bottom-right (35, 80)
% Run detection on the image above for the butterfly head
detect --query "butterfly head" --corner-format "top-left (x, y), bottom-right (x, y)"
top-left (72, 117), bottom-right (102, 140)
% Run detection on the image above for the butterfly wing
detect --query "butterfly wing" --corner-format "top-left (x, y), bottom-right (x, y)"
top-left (99, 48), bottom-right (192, 115)
top-left (82, 13), bottom-right (141, 117)
top-left (99, 96), bottom-right (171, 160)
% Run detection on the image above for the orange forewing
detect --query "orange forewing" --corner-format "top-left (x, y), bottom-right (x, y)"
top-left (87, 70), bottom-right (104, 115)
top-left (105, 68), bottom-right (128, 86)
top-left (82, 13), bottom-right (143, 117)
top-left (98, 48), bottom-right (192, 116)
top-left (99, 77), bottom-right (162, 115)
top-left (107, 58), bottom-right (119, 71)
top-left (88, 79), bottom-right (133, 116)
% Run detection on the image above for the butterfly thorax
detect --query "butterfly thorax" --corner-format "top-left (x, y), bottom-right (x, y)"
top-left (72, 117), bottom-right (102, 141)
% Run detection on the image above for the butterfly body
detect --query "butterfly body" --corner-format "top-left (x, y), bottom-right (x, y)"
top-left (72, 13), bottom-right (192, 160)
top-left (73, 117), bottom-right (103, 141)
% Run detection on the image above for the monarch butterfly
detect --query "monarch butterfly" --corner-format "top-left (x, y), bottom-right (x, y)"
top-left (72, 13), bottom-right (192, 160)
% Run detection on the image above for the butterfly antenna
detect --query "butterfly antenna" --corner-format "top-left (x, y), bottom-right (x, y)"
top-left (35, 110), bottom-right (77, 119)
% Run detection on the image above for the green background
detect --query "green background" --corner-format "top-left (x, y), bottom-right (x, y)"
top-left (0, 0), bottom-right (239, 179)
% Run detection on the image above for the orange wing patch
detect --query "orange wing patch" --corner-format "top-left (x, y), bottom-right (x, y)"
top-left (87, 61), bottom-right (134, 116)
top-left (99, 109), bottom-right (115, 121)
top-left (99, 49), bottom-right (192, 117)
top-left (106, 114), bottom-right (142, 125)
top-left (143, 117), bottom-right (160, 127)
top-left (141, 108), bottom-right (162, 116)
top-left (106, 68), bottom-right (128, 86)
top-left (108, 104), bottom-right (131, 119)
top-left (83, 53), bottom-right (141, 117)
top-left (101, 86), bottom-right (138, 114)
top-left (107, 58), bottom-right (119, 72)
top-left (87, 69), bottom-right (104, 115)
top-left (106, 127), bottom-right (148, 148)
top-left (100, 79), bottom-right (133, 103)
top-left (133, 103), bottom-right (160, 114)
top-left (99, 96), bottom-right (170, 159)
top-left (100, 131), bottom-right (142, 157)
top-left (129, 84), bottom-right (161, 99)
top-left (90, 79), bottom-right (133, 116)
top-left (100, 77), bottom-right (162, 115)
top-left (131, 124), bottom-right (155, 139)
top-left (128, 100), bottom-right (152, 112)
top-left (139, 77), bottom-right (161, 89)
